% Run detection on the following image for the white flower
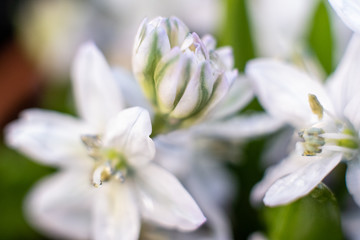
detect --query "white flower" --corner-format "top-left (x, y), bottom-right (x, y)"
top-left (132, 17), bottom-right (238, 122)
top-left (5, 42), bottom-right (205, 239)
top-left (247, 34), bottom-right (360, 207)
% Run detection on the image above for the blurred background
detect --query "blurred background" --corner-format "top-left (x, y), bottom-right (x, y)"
top-left (0, 0), bottom-right (354, 239)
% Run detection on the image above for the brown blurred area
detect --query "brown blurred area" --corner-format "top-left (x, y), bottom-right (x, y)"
top-left (0, 41), bottom-right (41, 131)
top-left (0, 0), bottom-right (42, 133)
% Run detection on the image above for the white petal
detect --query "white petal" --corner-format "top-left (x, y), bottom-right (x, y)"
top-left (135, 164), bottom-right (206, 231)
top-left (132, 24), bottom-right (171, 78)
top-left (25, 170), bottom-right (94, 240)
top-left (201, 34), bottom-right (217, 51)
top-left (112, 68), bottom-right (153, 113)
top-left (264, 153), bottom-right (342, 206)
top-left (208, 75), bottom-right (254, 120)
top-left (171, 61), bottom-right (214, 118)
top-left (153, 131), bottom-right (193, 177)
top-left (215, 47), bottom-right (234, 70)
top-left (92, 181), bottom-right (140, 240)
top-left (192, 113), bottom-right (284, 140)
top-left (251, 146), bottom-right (310, 205)
top-left (72, 42), bottom-right (125, 130)
top-left (246, 59), bottom-right (334, 128)
top-left (5, 109), bottom-right (92, 168)
top-left (346, 158), bottom-right (360, 207)
top-left (329, 0), bottom-right (360, 33)
top-left (326, 35), bottom-right (360, 114)
top-left (155, 47), bottom-right (185, 113)
top-left (173, 177), bottom-right (232, 240)
top-left (344, 95), bottom-right (360, 130)
top-left (103, 107), bottom-right (155, 167)
top-left (197, 70), bottom-right (237, 121)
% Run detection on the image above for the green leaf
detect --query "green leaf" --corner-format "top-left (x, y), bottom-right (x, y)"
top-left (307, 0), bottom-right (334, 75)
top-left (264, 183), bottom-right (343, 240)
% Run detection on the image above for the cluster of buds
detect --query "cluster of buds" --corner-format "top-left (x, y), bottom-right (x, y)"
top-left (133, 17), bottom-right (238, 123)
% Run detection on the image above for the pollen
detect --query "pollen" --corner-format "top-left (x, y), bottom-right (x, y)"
top-left (308, 94), bottom-right (323, 120)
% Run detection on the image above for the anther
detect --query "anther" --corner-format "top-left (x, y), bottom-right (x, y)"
top-left (299, 127), bottom-right (325, 156)
top-left (308, 94), bottom-right (323, 120)
top-left (81, 135), bottom-right (102, 160)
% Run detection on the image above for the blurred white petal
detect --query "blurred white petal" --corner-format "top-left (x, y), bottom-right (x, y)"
top-left (5, 109), bottom-right (91, 168)
top-left (326, 35), bottom-right (360, 114)
top-left (72, 42), bottom-right (125, 130)
top-left (25, 171), bottom-right (93, 240)
top-left (344, 95), bottom-right (360, 131)
top-left (192, 113), bottom-right (284, 140)
top-left (209, 75), bottom-right (254, 120)
top-left (136, 164), bottom-right (206, 231)
top-left (215, 47), bottom-right (234, 70)
top-left (329, 0), bottom-right (360, 33)
top-left (246, 59), bottom-right (334, 127)
top-left (93, 182), bottom-right (140, 240)
top-left (112, 68), bottom-right (153, 113)
top-left (346, 158), bottom-right (360, 206)
top-left (103, 107), bottom-right (155, 167)
top-left (251, 144), bottom-right (310, 205)
top-left (264, 153), bottom-right (342, 206)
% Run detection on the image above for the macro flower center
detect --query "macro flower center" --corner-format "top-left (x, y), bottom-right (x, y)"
top-left (81, 135), bottom-right (129, 187)
top-left (298, 94), bottom-right (359, 160)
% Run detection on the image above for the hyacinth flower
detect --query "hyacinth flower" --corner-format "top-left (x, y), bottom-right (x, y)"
top-left (5, 42), bottom-right (206, 240)
top-left (247, 30), bottom-right (360, 206)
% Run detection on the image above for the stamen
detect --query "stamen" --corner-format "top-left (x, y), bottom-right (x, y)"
top-left (81, 135), bottom-right (102, 160)
top-left (113, 170), bottom-right (126, 183)
top-left (92, 163), bottom-right (112, 188)
top-left (81, 136), bottom-right (130, 186)
top-left (308, 94), bottom-right (323, 120)
top-left (299, 127), bottom-right (325, 156)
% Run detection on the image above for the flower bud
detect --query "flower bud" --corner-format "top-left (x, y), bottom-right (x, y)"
top-left (132, 16), bottom-right (189, 104)
top-left (133, 16), bottom-right (238, 123)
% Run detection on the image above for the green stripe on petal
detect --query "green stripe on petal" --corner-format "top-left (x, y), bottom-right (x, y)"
top-left (173, 57), bottom-right (193, 109)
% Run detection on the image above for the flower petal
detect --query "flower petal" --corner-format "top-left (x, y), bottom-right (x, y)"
top-left (72, 42), bottom-right (125, 130)
top-left (346, 158), bottom-right (360, 206)
top-left (208, 75), bottom-right (254, 121)
top-left (215, 47), bottom-right (234, 71)
top-left (5, 109), bottom-right (92, 168)
top-left (246, 59), bottom-right (334, 128)
top-left (103, 107), bottom-right (155, 167)
top-left (171, 60), bottom-right (214, 119)
top-left (251, 145), bottom-right (310, 205)
top-left (92, 181), bottom-right (140, 240)
top-left (329, 0), bottom-right (360, 33)
top-left (326, 35), bottom-right (360, 114)
top-left (344, 95), bottom-right (360, 131)
top-left (192, 113), bottom-right (284, 140)
top-left (263, 152), bottom-right (342, 206)
top-left (197, 69), bottom-right (237, 121)
top-left (154, 47), bottom-right (188, 113)
top-left (25, 170), bottom-right (94, 240)
top-left (112, 68), bottom-right (153, 113)
top-left (135, 164), bottom-right (206, 231)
